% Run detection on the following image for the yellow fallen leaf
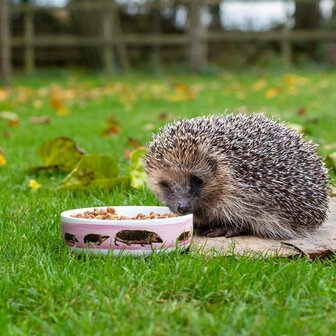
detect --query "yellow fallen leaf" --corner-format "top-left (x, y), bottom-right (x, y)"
top-left (0, 151), bottom-right (6, 166)
top-left (50, 94), bottom-right (70, 116)
top-left (165, 83), bottom-right (197, 102)
top-left (252, 79), bottom-right (267, 91)
top-left (265, 87), bottom-right (281, 99)
top-left (28, 179), bottom-right (41, 190)
top-left (102, 116), bottom-right (120, 137)
top-left (0, 89), bottom-right (8, 102)
top-left (56, 106), bottom-right (69, 116)
top-left (283, 74), bottom-right (308, 86)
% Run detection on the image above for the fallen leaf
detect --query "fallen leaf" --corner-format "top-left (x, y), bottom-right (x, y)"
top-left (129, 147), bottom-right (147, 189)
top-left (119, 84), bottom-right (137, 111)
top-left (56, 106), bottom-right (69, 116)
top-left (264, 87), bottom-right (281, 99)
top-left (321, 144), bottom-right (336, 151)
top-left (165, 82), bottom-right (197, 102)
top-left (0, 148), bottom-right (6, 166)
top-left (143, 123), bottom-right (155, 131)
top-left (50, 94), bottom-right (69, 116)
top-left (32, 137), bottom-right (85, 173)
top-left (127, 137), bottom-right (142, 148)
top-left (102, 116), bottom-right (120, 136)
top-left (252, 79), bottom-right (267, 91)
top-left (3, 131), bottom-right (11, 138)
top-left (287, 124), bottom-right (306, 134)
top-left (0, 111), bottom-right (19, 127)
top-left (59, 154), bottom-right (129, 190)
top-left (306, 117), bottom-right (319, 124)
top-left (157, 112), bottom-right (173, 121)
top-left (283, 74), bottom-right (308, 86)
top-left (29, 116), bottom-right (51, 125)
top-left (297, 106), bottom-right (306, 116)
top-left (123, 148), bottom-right (133, 160)
top-left (0, 89), bottom-right (8, 102)
top-left (50, 94), bottom-right (63, 110)
top-left (28, 179), bottom-right (41, 190)
top-left (8, 119), bottom-right (19, 127)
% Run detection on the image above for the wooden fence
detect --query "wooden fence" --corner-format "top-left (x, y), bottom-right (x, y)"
top-left (1, 0), bottom-right (336, 85)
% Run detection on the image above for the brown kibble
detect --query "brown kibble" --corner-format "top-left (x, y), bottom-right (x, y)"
top-left (71, 208), bottom-right (179, 221)
top-left (107, 207), bottom-right (116, 214)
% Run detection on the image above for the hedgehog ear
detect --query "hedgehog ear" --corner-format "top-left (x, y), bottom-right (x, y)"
top-left (206, 157), bottom-right (217, 173)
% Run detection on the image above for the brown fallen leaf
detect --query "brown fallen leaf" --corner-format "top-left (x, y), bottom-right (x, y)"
top-left (0, 111), bottom-right (19, 127)
top-left (29, 116), bottom-right (51, 125)
top-left (3, 131), bottom-right (11, 138)
top-left (8, 119), bottom-right (19, 127)
top-left (50, 94), bottom-right (69, 116)
top-left (297, 106), bottom-right (306, 116)
top-left (102, 116), bottom-right (120, 137)
top-left (127, 137), bottom-right (142, 148)
top-left (123, 148), bottom-right (133, 160)
top-left (157, 112), bottom-right (173, 121)
top-left (50, 94), bottom-right (63, 110)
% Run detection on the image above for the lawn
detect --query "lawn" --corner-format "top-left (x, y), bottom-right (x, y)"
top-left (1, 69), bottom-right (336, 335)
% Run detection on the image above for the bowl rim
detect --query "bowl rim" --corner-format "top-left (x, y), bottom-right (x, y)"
top-left (61, 206), bottom-right (193, 226)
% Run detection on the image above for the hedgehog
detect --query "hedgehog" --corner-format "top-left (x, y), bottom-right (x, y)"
top-left (144, 113), bottom-right (329, 239)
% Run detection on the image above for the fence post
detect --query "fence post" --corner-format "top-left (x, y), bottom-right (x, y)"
top-left (281, 1), bottom-right (292, 68)
top-left (151, 0), bottom-right (162, 74)
top-left (101, 0), bottom-right (114, 73)
top-left (0, 0), bottom-right (11, 85)
top-left (113, 2), bottom-right (130, 72)
top-left (188, 0), bottom-right (207, 72)
top-left (24, 9), bottom-right (35, 74)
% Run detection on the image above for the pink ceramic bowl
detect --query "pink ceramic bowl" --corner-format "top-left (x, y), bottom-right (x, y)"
top-left (61, 206), bottom-right (193, 256)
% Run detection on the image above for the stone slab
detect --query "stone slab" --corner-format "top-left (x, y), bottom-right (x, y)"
top-left (192, 198), bottom-right (336, 259)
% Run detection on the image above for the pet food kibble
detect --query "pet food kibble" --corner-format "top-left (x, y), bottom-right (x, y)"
top-left (107, 207), bottom-right (116, 214)
top-left (71, 207), bottom-right (179, 220)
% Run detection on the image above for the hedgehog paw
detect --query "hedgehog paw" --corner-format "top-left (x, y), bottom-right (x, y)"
top-left (204, 227), bottom-right (241, 238)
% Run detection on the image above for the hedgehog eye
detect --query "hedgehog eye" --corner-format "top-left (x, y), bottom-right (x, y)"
top-left (159, 181), bottom-right (170, 189)
top-left (190, 175), bottom-right (204, 187)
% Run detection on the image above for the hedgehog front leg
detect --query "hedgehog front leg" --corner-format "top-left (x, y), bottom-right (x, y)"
top-left (207, 227), bottom-right (238, 238)
top-left (197, 224), bottom-right (248, 238)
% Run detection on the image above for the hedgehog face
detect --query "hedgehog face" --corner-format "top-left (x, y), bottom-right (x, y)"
top-left (146, 159), bottom-right (228, 221)
top-left (145, 122), bottom-right (231, 222)
top-left (157, 172), bottom-right (204, 215)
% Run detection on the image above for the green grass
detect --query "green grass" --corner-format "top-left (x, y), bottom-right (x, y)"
top-left (1, 68), bottom-right (336, 335)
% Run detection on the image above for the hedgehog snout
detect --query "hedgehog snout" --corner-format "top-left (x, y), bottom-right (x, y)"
top-left (177, 200), bottom-right (192, 215)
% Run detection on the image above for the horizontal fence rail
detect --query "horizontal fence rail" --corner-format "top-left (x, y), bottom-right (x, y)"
top-left (1, 0), bottom-right (336, 83)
